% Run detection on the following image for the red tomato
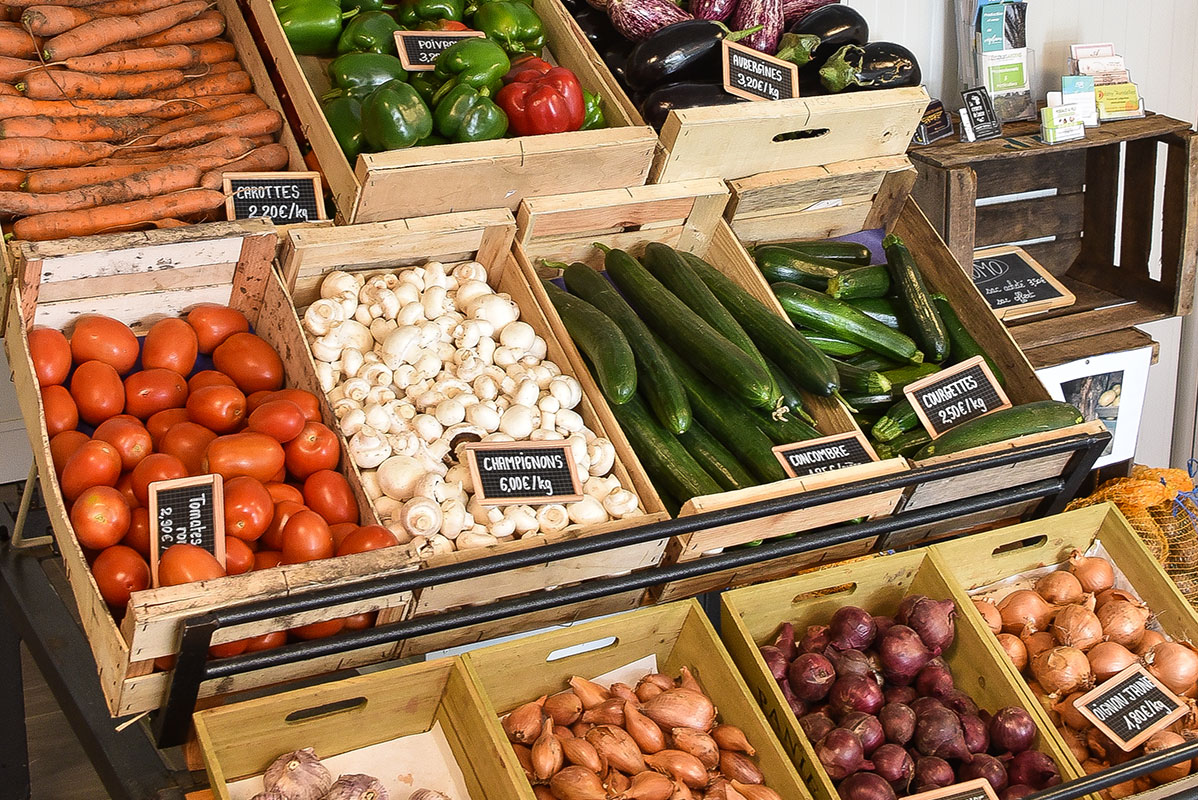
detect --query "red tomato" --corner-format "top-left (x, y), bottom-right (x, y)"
top-left (158, 422), bottom-right (217, 475)
top-left (70, 315), bottom-right (139, 375)
top-left (157, 543), bottom-right (225, 586)
top-left (146, 407), bottom-right (190, 448)
top-left (342, 611), bottom-right (377, 630)
top-left (71, 486), bottom-right (131, 550)
top-left (281, 510), bottom-right (332, 564)
top-left (124, 368), bottom-right (188, 419)
top-left (60, 439), bottom-right (122, 502)
top-left (71, 360), bottom-right (125, 425)
top-left (302, 469), bottom-right (358, 524)
top-left (131, 453), bottom-right (187, 506)
top-left (223, 475), bottom-right (273, 541)
top-left (91, 544), bottom-right (150, 608)
top-left (330, 521), bottom-right (358, 550)
top-left (186, 384), bottom-right (246, 433)
top-left (224, 535), bottom-right (255, 575)
top-left (247, 399), bottom-right (306, 443)
top-left (209, 639), bottom-right (250, 659)
top-left (284, 422), bottom-right (340, 480)
top-left (245, 390), bottom-right (273, 412)
top-left (121, 507), bottom-right (151, 558)
top-left (212, 333), bottom-right (283, 394)
top-left (265, 482), bottom-right (304, 505)
top-left (188, 370), bottom-right (237, 393)
top-left (114, 472), bottom-right (139, 508)
top-left (253, 550), bottom-right (283, 570)
top-left (242, 630), bottom-right (287, 652)
top-left (141, 318), bottom-right (198, 375)
top-left (290, 618), bottom-right (345, 640)
top-left (49, 430), bottom-right (89, 478)
top-left (28, 327), bottom-right (71, 387)
top-left (41, 384), bottom-right (78, 437)
top-left (261, 499), bottom-right (306, 550)
top-left (204, 432), bottom-right (286, 482)
top-left (258, 389), bottom-right (322, 422)
top-left (93, 417), bottom-right (152, 471)
top-left (335, 525), bottom-right (399, 556)
top-left (187, 304), bottom-right (249, 355)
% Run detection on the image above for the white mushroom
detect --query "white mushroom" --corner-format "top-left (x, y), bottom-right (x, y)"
top-left (498, 405), bottom-right (537, 439)
top-left (376, 455), bottom-right (425, 500)
top-left (454, 280), bottom-right (492, 309)
top-left (310, 319), bottom-right (372, 363)
top-left (536, 504), bottom-right (570, 533)
top-left (503, 504), bottom-right (539, 536)
top-left (359, 282), bottom-right (400, 320)
top-left (457, 529), bottom-right (499, 550)
top-left (341, 348), bottom-right (365, 379)
top-left (362, 402), bottom-right (391, 433)
top-left (427, 533), bottom-right (454, 556)
top-left (439, 498), bottom-right (472, 539)
top-left (603, 488), bottom-right (640, 518)
top-left (486, 515), bottom-right (517, 538)
top-left (348, 426), bottom-right (391, 469)
top-left (364, 385), bottom-right (396, 406)
top-left (452, 261), bottom-right (487, 283)
top-left (369, 317), bottom-right (399, 343)
top-left (549, 375), bottom-right (582, 409)
top-left (556, 407), bottom-right (584, 434)
top-left (320, 270), bottom-right (362, 305)
top-left (411, 473), bottom-right (447, 504)
top-left (583, 475), bottom-right (619, 501)
top-left (530, 429), bottom-right (565, 441)
top-left (512, 378), bottom-right (540, 409)
top-left (401, 497), bottom-right (443, 538)
top-left (315, 361), bottom-right (341, 393)
top-left (380, 325), bottom-right (422, 367)
top-left (303, 298), bottom-right (346, 337)
top-left (374, 495), bottom-right (403, 521)
top-left (469, 293), bottom-right (519, 330)
top-left (382, 400), bottom-right (414, 433)
top-left (445, 464), bottom-right (474, 494)
top-left (567, 496), bottom-right (608, 526)
top-left (397, 302), bottom-right (424, 326)
top-left (358, 470), bottom-right (383, 501)
top-left (464, 402), bottom-right (500, 433)
top-left (587, 438), bottom-right (616, 476)
top-left (340, 407), bottom-right (368, 436)
top-left (341, 377), bottom-right (371, 403)
top-left (499, 321), bottom-right (536, 354)
top-left (411, 414), bottom-right (442, 443)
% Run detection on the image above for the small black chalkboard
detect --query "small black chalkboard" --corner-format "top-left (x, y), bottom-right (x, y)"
top-left (904, 356), bottom-right (1012, 439)
top-left (971, 246), bottom-right (1076, 319)
top-left (906, 778), bottom-right (998, 800)
top-left (394, 30), bottom-right (485, 71)
top-left (1075, 664), bottom-right (1188, 751)
top-left (223, 171), bottom-right (325, 225)
top-left (464, 440), bottom-right (583, 506)
top-left (912, 99), bottom-right (955, 146)
top-left (773, 431), bottom-right (877, 478)
top-left (960, 86), bottom-right (1003, 141)
top-left (148, 474), bottom-right (225, 587)
top-left (722, 40), bottom-right (798, 102)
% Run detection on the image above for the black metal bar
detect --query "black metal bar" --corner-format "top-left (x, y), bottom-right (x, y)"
top-left (1035, 429), bottom-right (1112, 517)
top-left (152, 615), bottom-right (220, 747)
top-left (0, 601), bottom-right (31, 800)
top-left (1027, 738), bottom-right (1198, 800)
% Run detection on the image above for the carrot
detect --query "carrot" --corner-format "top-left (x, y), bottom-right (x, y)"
top-left (62, 44), bottom-right (197, 73)
top-left (42, 0), bottom-right (208, 60)
top-left (21, 5), bottom-right (109, 37)
top-left (0, 83), bottom-right (18, 96)
top-left (150, 71), bottom-right (251, 100)
top-left (0, 169), bottom-right (25, 190)
top-left (190, 40), bottom-right (235, 65)
top-left (144, 93), bottom-right (260, 119)
top-left (2, 0), bottom-right (107, 9)
top-left (201, 60), bottom-right (242, 76)
top-left (13, 187), bottom-right (225, 240)
top-left (0, 114), bottom-right (151, 141)
top-left (86, 0), bottom-right (181, 16)
top-left (18, 67), bottom-right (188, 99)
top-left (129, 12), bottom-right (224, 48)
top-left (0, 23), bottom-right (38, 58)
top-left (0, 56), bottom-right (37, 82)
top-left (145, 94), bottom-right (264, 135)
top-left (201, 143), bottom-right (290, 189)
top-left (154, 108), bottom-right (281, 149)
top-left (25, 162), bottom-right (162, 192)
top-left (0, 96), bottom-right (174, 119)
top-left (0, 138), bottom-right (116, 169)
top-left (0, 163), bottom-right (202, 216)
top-left (96, 134), bottom-right (259, 165)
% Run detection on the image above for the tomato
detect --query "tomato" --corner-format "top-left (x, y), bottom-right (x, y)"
top-left (269, 464), bottom-right (286, 482)
top-left (335, 525), bottom-right (399, 556)
top-left (342, 611), bottom-right (377, 630)
top-left (28, 327), bottom-right (71, 387)
top-left (301, 469), bottom-right (358, 524)
top-left (145, 407), bottom-right (190, 448)
top-left (242, 630), bottom-right (287, 652)
top-left (204, 432), bottom-right (285, 482)
top-left (114, 472), bottom-right (139, 508)
top-left (281, 510), bottom-right (332, 564)
top-left (141, 318), bottom-right (198, 375)
top-left (187, 304), bottom-right (249, 354)
top-left (71, 486), bottom-right (130, 549)
top-left (245, 390), bottom-right (272, 413)
top-left (49, 430), bottom-right (89, 478)
top-left (247, 399), bottom-right (306, 443)
top-left (124, 368), bottom-right (188, 419)
top-left (208, 639), bottom-right (250, 659)
top-left (91, 544), bottom-right (150, 608)
top-left (159, 422), bottom-right (217, 475)
top-left (253, 550), bottom-right (283, 570)
top-left (284, 422), bottom-right (340, 479)
top-left (121, 507), bottom-right (151, 558)
top-left (71, 360), bottom-right (125, 425)
top-left (223, 475), bottom-right (272, 541)
top-left (188, 371), bottom-right (237, 393)
top-left (186, 384), bottom-right (246, 433)
top-left (93, 417), bottom-right (152, 471)
top-left (289, 618), bottom-right (345, 640)
top-left (224, 535), bottom-right (255, 575)
top-left (330, 521), bottom-right (358, 550)
top-left (211, 333), bottom-right (284, 394)
top-left (41, 384), bottom-right (78, 437)
top-left (265, 482), bottom-right (304, 504)
top-left (130, 453), bottom-right (187, 506)
top-left (70, 315), bottom-right (139, 374)
top-left (258, 389), bottom-right (322, 422)
top-left (261, 499), bottom-right (306, 550)
top-left (60, 439), bottom-right (121, 502)
top-left (158, 543), bottom-right (225, 586)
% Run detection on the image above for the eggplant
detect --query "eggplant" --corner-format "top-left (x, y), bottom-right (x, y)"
top-left (781, 0), bottom-right (836, 26)
top-left (624, 20), bottom-right (763, 92)
top-left (572, 5), bottom-right (624, 48)
top-left (638, 81), bottom-right (747, 130)
top-left (788, 3), bottom-right (867, 63)
top-left (818, 41), bottom-right (921, 92)
top-left (732, 0), bottom-right (782, 53)
top-left (691, 0), bottom-right (736, 23)
top-left (607, 0), bottom-right (692, 41)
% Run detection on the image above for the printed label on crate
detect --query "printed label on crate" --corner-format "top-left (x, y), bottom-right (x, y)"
top-left (722, 40), bottom-right (798, 102)
top-left (395, 30), bottom-right (485, 70)
top-left (223, 171), bottom-right (325, 224)
top-left (463, 440), bottom-right (583, 506)
top-left (1074, 664), bottom-right (1188, 751)
top-left (148, 474), bottom-right (225, 587)
top-left (906, 778), bottom-right (998, 800)
top-left (971, 246), bottom-right (1075, 319)
top-left (904, 356), bottom-right (1011, 438)
top-left (773, 431), bottom-right (877, 478)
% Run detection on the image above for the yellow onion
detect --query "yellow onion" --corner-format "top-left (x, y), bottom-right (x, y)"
top-left (545, 691), bottom-right (583, 726)
top-left (1069, 551), bottom-right (1115, 594)
top-left (504, 696), bottom-right (548, 743)
top-left (569, 677), bottom-right (611, 710)
top-left (622, 771), bottom-right (674, 800)
top-left (1082, 759), bottom-right (1106, 775)
top-left (1053, 691), bottom-right (1091, 730)
top-left (998, 589), bottom-right (1058, 634)
top-left (973, 599), bottom-right (1002, 633)
top-left (585, 724), bottom-right (645, 775)
top-left (711, 724), bottom-right (756, 756)
top-left (1097, 600), bottom-right (1151, 648)
top-left (549, 766), bottom-right (607, 800)
top-left (718, 751), bottom-right (763, 785)
top-left (532, 719), bottom-right (564, 781)
top-left (1036, 571), bottom-right (1085, 605)
top-left (1145, 731), bottom-right (1191, 784)
top-left (1088, 641), bottom-right (1138, 683)
top-left (1060, 725), bottom-right (1090, 762)
top-left (1136, 629), bottom-right (1168, 655)
top-left (997, 633), bottom-right (1028, 673)
top-left (1095, 588), bottom-right (1142, 611)
top-left (1022, 626), bottom-right (1057, 660)
top-left (643, 689), bottom-right (716, 732)
top-left (1032, 646), bottom-right (1093, 695)
top-left (670, 728), bottom-right (719, 769)
top-left (1145, 641), bottom-right (1198, 695)
top-left (645, 750), bottom-right (708, 789)
top-left (561, 736), bottom-right (603, 773)
top-left (625, 701), bottom-right (667, 754)
top-left (1051, 604), bottom-right (1105, 651)
top-left (1028, 680), bottom-right (1060, 724)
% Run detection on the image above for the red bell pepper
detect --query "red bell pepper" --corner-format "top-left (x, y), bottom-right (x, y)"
top-left (494, 65), bottom-right (585, 136)
top-left (502, 52), bottom-right (553, 82)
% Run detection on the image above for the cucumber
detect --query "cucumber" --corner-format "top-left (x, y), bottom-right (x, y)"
top-left (826, 265), bottom-right (891, 300)
top-left (882, 362), bottom-right (941, 393)
top-left (912, 401), bottom-right (1086, 460)
top-left (681, 251), bottom-right (840, 397)
top-left (932, 294), bottom-right (1005, 385)
top-left (832, 358), bottom-right (892, 395)
top-left (541, 280), bottom-right (636, 404)
top-left (871, 397), bottom-right (919, 442)
top-left (769, 239), bottom-right (872, 265)
top-left (755, 407), bottom-right (820, 446)
top-left (560, 262), bottom-right (691, 434)
top-left (676, 420), bottom-right (755, 491)
top-left (610, 393), bottom-right (722, 501)
top-left (601, 247), bottom-right (777, 409)
top-left (772, 281), bottom-right (924, 365)
top-left (882, 234), bottom-right (949, 363)
top-left (754, 245), bottom-right (846, 288)
top-left (803, 332), bottom-right (866, 358)
top-left (764, 356), bottom-right (816, 426)
top-left (847, 297), bottom-right (901, 329)
top-left (847, 352), bottom-right (902, 372)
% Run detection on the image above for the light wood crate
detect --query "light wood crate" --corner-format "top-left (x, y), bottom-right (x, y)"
top-left (465, 599), bottom-right (814, 800)
top-left (4, 222), bottom-right (420, 717)
top-left (720, 548), bottom-right (1076, 800)
top-left (243, 0), bottom-right (658, 224)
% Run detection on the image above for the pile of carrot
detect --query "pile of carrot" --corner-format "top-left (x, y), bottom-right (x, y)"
top-left (0, 0), bottom-right (293, 241)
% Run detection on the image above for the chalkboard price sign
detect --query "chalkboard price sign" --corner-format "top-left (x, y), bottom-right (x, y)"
top-left (904, 356), bottom-right (1011, 439)
top-left (773, 431), bottom-right (877, 478)
top-left (971, 246), bottom-right (1076, 319)
top-left (906, 778), bottom-right (998, 800)
top-left (1075, 664), bottom-right (1188, 750)
top-left (395, 30), bottom-right (485, 70)
top-left (464, 440), bottom-right (583, 506)
top-left (722, 40), bottom-right (798, 102)
top-left (148, 474), bottom-right (225, 587)
top-left (223, 171), bottom-right (325, 225)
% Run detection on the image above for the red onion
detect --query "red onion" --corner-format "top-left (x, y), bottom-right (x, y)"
top-left (758, 645), bottom-right (788, 681)
top-left (913, 756), bottom-right (955, 792)
top-left (960, 713), bottom-right (989, 754)
top-left (989, 706), bottom-right (1036, 754)
top-left (801, 624), bottom-right (831, 653)
top-left (826, 648), bottom-right (875, 681)
top-left (914, 660), bottom-right (954, 698)
top-left (1006, 750), bottom-right (1060, 790)
top-left (909, 697), bottom-right (943, 717)
top-left (896, 594), bottom-right (923, 625)
top-left (870, 743), bottom-right (913, 789)
top-left (838, 773), bottom-right (895, 800)
top-left (913, 707), bottom-right (972, 762)
top-left (874, 615), bottom-right (896, 636)
top-left (877, 625), bottom-right (932, 686)
top-left (800, 711), bottom-right (835, 743)
top-left (828, 674), bottom-right (884, 717)
top-left (1001, 786), bottom-right (1035, 800)
top-left (829, 606), bottom-right (877, 651)
top-left (788, 652), bottom-right (835, 702)
top-left (841, 712), bottom-right (885, 756)
top-left (879, 703), bottom-right (916, 746)
top-left (816, 728), bottom-right (872, 780)
top-left (959, 753), bottom-right (1009, 793)
top-left (778, 678), bottom-right (807, 717)
top-left (884, 686), bottom-right (917, 705)
top-left (774, 621), bottom-right (797, 661)
top-left (903, 597), bottom-right (957, 655)
top-left (941, 690), bottom-right (980, 717)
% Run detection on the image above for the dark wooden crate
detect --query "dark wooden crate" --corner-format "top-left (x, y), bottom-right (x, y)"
top-left (910, 115), bottom-right (1197, 350)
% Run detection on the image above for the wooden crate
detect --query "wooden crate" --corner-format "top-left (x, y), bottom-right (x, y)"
top-left (243, 0), bottom-right (657, 224)
top-left (3, 222), bottom-right (421, 717)
top-left (719, 548), bottom-right (1077, 800)
top-left (910, 115), bottom-right (1198, 349)
top-left (277, 211), bottom-right (669, 652)
top-left (934, 503), bottom-right (1198, 790)
top-left (194, 656), bottom-right (527, 800)
top-left (465, 599), bottom-right (814, 800)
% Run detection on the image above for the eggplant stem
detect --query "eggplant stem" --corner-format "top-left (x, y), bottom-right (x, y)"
top-left (725, 23), bottom-right (764, 42)
top-left (593, 242), bottom-right (612, 253)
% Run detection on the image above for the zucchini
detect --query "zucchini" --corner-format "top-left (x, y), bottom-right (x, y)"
top-left (882, 362), bottom-right (941, 393)
top-left (875, 428), bottom-right (932, 460)
top-left (560, 262), bottom-right (691, 434)
top-left (912, 401), bottom-right (1086, 460)
top-left (826, 265), bottom-right (891, 300)
top-left (847, 297), bottom-right (901, 329)
top-left (601, 247), bottom-right (777, 409)
top-left (681, 251), bottom-right (840, 397)
top-left (842, 392), bottom-right (897, 411)
top-left (610, 393), bottom-right (722, 502)
top-left (765, 356), bottom-right (817, 426)
top-left (676, 420), bottom-right (755, 492)
top-left (772, 281), bottom-right (923, 365)
top-left (882, 234), bottom-right (949, 363)
top-left (770, 239), bottom-right (872, 265)
top-left (932, 294), bottom-right (1005, 385)
top-left (755, 407), bottom-right (820, 446)
top-left (754, 245), bottom-right (846, 288)
top-left (847, 351), bottom-right (902, 372)
top-left (542, 280), bottom-right (636, 404)
top-left (871, 397), bottom-right (919, 442)
top-left (832, 358), bottom-right (892, 395)
top-left (803, 332), bottom-right (866, 358)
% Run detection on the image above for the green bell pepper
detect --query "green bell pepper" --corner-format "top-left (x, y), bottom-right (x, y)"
top-left (324, 52), bottom-right (408, 100)
top-left (464, 0), bottom-right (529, 17)
top-left (395, 0), bottom-right (464, 27)
top-left (433, 82), bottom-right (508, 142)
top-left (322, 95), bottom-right (365, 160)
top-left (342, 0), bottom-right (394, 11)
top-left (581, 89), bottom-right (605, 130)
top-left (408, 71), bottom-right (444, 105)
top-left (361, 79), bottom-right (433, 150)
top-left (336, 10), bottom-right (401, 55)
top-left (432, 37), bottom-right (509, 102)
top-left (471, 1), bottom-right (544, 54)
top-left (416, 133), bottom-right (449, 146)
top-left (273, 0), bottom-right (356, 55)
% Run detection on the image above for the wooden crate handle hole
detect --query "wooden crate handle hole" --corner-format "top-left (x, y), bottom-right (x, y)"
top-left (546, 636), bottom-right (619, 663)
top-left (772, 128), bottom-right (830, 143)
top-left (791, 582), bottom-right (857, 605)
top-left (283, 696), bottom-right (368, 724)
top-left (991, 534), bottom-right (1050, 557)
